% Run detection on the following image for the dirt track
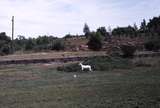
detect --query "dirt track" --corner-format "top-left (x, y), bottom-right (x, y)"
top-left (0, 51), bottom-right (106, 65)
top-left (0, 51), bottom-right (106, 61)
top-left (0, 51), bottom-right (160, 65)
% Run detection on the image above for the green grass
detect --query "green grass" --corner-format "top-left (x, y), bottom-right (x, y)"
top-left (57, 56), bottom-right (132, 72)
top-left (0, 60), bottom-right (159, 108)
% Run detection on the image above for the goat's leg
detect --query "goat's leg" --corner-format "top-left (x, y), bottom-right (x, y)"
top-left (90, 67), bottom-right (92, 72)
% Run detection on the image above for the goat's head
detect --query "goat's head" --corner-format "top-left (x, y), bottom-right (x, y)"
top-left (79, 62), bottom-right (82, 65)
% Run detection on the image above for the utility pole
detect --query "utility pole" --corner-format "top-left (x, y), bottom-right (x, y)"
top-left (11, 16), bottom-right (14, 53)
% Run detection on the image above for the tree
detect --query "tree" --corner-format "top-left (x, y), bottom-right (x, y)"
top-left (97, 27), bottom-right (108, 36)
top-left (133, 23), bottom-right (138, 37)
top-left (25, 38), bottom-right (36, 50)
top-left (112, 26), bottom-right (136, 37)
top-left (0, 32), bottom-right (11, 43)
top-left (139, 19), bottom-right (148, 37)
top-left (97, 26), bottom-right (111, 41)
top-left (120, 44), bottom-right (136, 58)
top-left (14, 35), bottom-right (27, 51)
top-left (0, 32), bottom-right (12, 55)
top-left (64, 34), bottom-right (72, 39)
top-left (83, 23), bottom-right (90, 38)
top-left (140, 19), bottom-right (147, 31)
top-left (133, 23), bottom-right (138, 31)
top-left (51, 39), bottom-right (65, 51)
top-left (147, 16), bottom-right (160, 36)
top-left (87, 32), bottom-right (103, 51)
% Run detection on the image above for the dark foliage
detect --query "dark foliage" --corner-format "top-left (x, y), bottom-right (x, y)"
top-left (97, 27), bottom-right (109, 36)
top-left (83, 23), bottom-right (90, 38)
top-left (0, 32), bottom-right (11, 43)
top-left (112, 26), bottom-right (136, 37)
top-left (13, 35), bottom-right (64, 52)
top-left (57, 63), bottom-right (81, 72)
top-left (0, 32), bottom-right (12, 55)
top-left (0, 44), bottom-right (11, 55)
top-left (57, 56), bottom-right (132, 72)
top-left (87, 32), bottom-right (103, 51)
top-left (120, 45), bottom-right (137, 58)
top-left (147, 16), bottom-right (160, 36)
top-left (51, 39), bottom-right (65, 51)
top-left (25, 38), bottom-right (36, 50)
top-left (145, 38), bottom-right (160, 51)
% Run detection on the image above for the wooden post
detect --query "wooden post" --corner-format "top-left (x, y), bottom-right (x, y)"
top-left (11, 16), bottom-right (14, 53)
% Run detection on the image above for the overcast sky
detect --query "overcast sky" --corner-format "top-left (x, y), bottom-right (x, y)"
top-left (0, 0), bottom-right (160, 38)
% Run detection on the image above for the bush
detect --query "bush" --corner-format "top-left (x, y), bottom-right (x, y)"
top-left (25, 38), bottom-right (36, 50)
top-left (0, 44), bottom-right (11, 56)
top-left (57, 56), bottom-right (132, 72)
top-left (57, 63), bottom-right (81, 72)
top-left (51, 39), bottom-right (65, 51)
top-left (87, 32), bottom-right (103, 51)
top-left (84, 56), bottom-right (131, 71)
top-left (33, 45), bottom-right (50, 52)
top-left (144, 39), bottom-right (160, 52)
top-left (0, 32), bottom-right (12, 55)
top-left (120, 45), bottom-right (136, 58)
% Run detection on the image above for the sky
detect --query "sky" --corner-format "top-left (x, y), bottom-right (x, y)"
top-left (0, 0), bottom-right (160, 38)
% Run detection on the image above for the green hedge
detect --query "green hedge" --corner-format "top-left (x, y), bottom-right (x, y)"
top-left (57, 56), bottom-right (132, 72)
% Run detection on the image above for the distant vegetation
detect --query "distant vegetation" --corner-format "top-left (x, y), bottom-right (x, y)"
top-left (0, 16), bottom-right (160, 55)
top-left (0, 32), bottom-right (12, 55)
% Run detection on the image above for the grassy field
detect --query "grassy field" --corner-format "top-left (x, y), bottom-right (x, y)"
top-left (0, 58), bottom-right (160, 108)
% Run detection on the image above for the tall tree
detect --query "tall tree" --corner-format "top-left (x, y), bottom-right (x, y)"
top-left (140, 19), bottom-right (147, 32)
top-left (83, 23), bottom-right (90, 38)
top-left (133, 23), bottom-right (138, 37)
top-left (147, 16), bottom-right (160, 36)
top-left (97, 27), bottom-right (107, 36)
top-left (133, 23), bottom-right (138, 31)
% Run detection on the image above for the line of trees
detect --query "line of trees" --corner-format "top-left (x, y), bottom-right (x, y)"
top-left (83, 16), bottom-right (160, 51)
top-left (112, 17), bottom-right (160, 37)
top-left (14, 35), bottom-right (65, 52)
top-left (84, 16), bottom-right (160, 39)
top-left (0, 16), bottom-right (160, 55)
top-left (0, 34), bottom-right (65, 55)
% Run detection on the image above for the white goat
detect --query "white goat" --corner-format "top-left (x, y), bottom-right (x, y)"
top-left (79, 63), bottom-right (92, 71)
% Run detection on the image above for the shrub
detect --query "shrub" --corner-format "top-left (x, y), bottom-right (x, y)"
top-left (0, 32), bottom-right (12, 55)
top-left (25, 38), bottom-right (36, 50)
top-left (144, 39), bottom-right (160, 52)
top-left (109, 46), bottom-right (122, 57)
top-left (87, 32), bottom-right (103, 51)
top-left (52, 39), bottom-right (65, 51)
top-left (57, 63), bottom-right (81, 72)
top-left (0, 44), bottom-right (11, 55)
top-left (84, 56), bottom-right (131, 71)
top-left (120, 44), bottom-right (136, 58)
top-left (57, 56), bottom-right (132, 72)
top-left (33, 45), bottom-right (50, 52)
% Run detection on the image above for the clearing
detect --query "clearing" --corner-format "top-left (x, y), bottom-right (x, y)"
top-left (0, 57), bottom-right (159, 108)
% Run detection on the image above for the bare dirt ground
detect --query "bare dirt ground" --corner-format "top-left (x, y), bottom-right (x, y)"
top-left (0, 51), bottom-right (106, 61)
